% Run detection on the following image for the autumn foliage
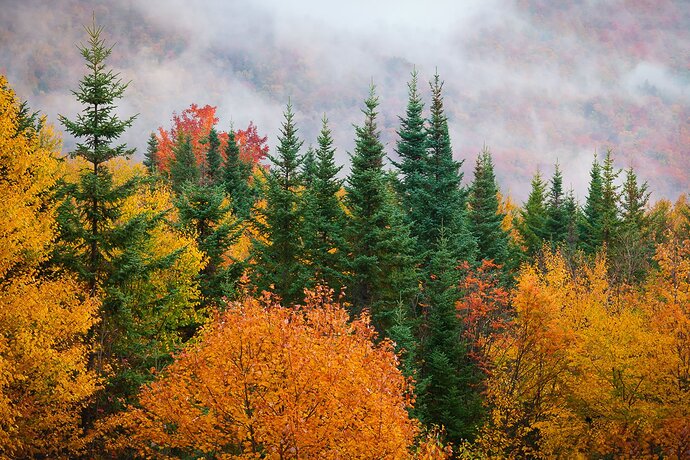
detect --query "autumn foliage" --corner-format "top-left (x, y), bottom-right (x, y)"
top-left (154, 103), bottom-right (268, 171)
top-left (102, 287), bottom-right (420, 458)
top-left (0, 76), bottom-right (99, 457)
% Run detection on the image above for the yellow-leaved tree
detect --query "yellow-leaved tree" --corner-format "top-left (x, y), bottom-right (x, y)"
top-left (0, 75), bottom-right (99, 457)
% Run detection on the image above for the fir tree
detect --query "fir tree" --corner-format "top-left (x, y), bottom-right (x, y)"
top-left (424, 72), bottom-right (476, 263)
top-left (345, 84), bottom-right (417, 331)
top-left (204, 127), bottom-right (223, 186)
top-left (169, 132), bottom-right (199, 193)
top-left (301, 145), bottom-right (317, 188)
top-left (252, 102), bottom-right (306, 305)
top-left (418, 232), bottom-right (482, 443)
top-left (613, 166), bottom-right (652, 283)
top-left (564, 189), bottom-right (580, 254)
top-left (544, 163), bottom-right (568, 245)
top-left (518, 170), bottom-right (547, 256)
top-left (393, 70), bottom-right (429, 249)
top-left (175, 183), bottom-right (238, 304)
top-left (143, 132), bottom-right (158, 175)
top-left (56, 19), bottom-right (138, 294)
top-left (468, 147), bottom-right (509, 265)
top-left (223, 129), bottom-right (254, 219)
top-left (301, 116), bottom-right (349, 294)
top-left (600, 149), bottom-right (621, 247)
top-left (579, 154), bottom-right (604, 253)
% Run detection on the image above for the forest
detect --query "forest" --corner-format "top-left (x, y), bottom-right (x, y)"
top-left (0, 19), bottom-right (689, 459)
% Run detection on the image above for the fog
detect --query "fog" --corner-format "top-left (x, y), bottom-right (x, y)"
top-left (1, 0), bottom-right (687, 202)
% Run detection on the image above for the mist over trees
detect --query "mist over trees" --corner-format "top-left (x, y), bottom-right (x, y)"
top-left (0, 15), bottom-right (688, 459)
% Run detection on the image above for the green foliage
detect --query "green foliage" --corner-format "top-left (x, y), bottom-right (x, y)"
top-left (418, 233), bottom-right (482, 443)
top-left (252, 102), bottom-right (306, 305)
top-left (204, 127), bottom-right (223, 186)
top-left (468, 147), bottom-right (509, 266)
top-left (169, 132), bottom-right (199, 193)
top-left (518, 171), bottom-right (547, 256)
top-left (143, 132), bottom-right (158, 175)
top-left (175, 182), bottom-right (239, 304)
top-left (544, 163), bottom-right (568, 245)
top-left (579, 154), bottom-right (604, 253)
top-left (345, 85), bottom-right (417, 331)
top-left (301, 116), bottom-right (349, 294)
top-left (223, 129), bottom-right (254, 219)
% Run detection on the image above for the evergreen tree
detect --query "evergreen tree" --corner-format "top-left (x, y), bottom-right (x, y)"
top-left (544, 163), bottom-right (568, 245)
top-left (301, 145), bottom-right (317, 188)
top-left (301, 116), bottom-right (349, 294)
top-left (175, 183), bottom-right (238, 304)
top-left (56, 19), bottom-right (137, 294)
top-left (169, 132), bottom-right (199, 193)
top-left (423, 72), bottom-right (476, 263)
top-left (204, 127), bottom-right (223, 186)
top-left (564, 189), bottom-right (580, 253)
top-left (143, 133), bottom-right (158, 175)
top-left (600, 149), bottom-right (621, 247)
top-left (345, 85), bottom-right (417, 331)
top-left (579, 154), bottom-right (604, 253)
top-left (223, 129), bottom-right (254, 219)
top-left (468, 147), bottom-right (509, 265)
top-left (613, 166), bottom-right (652, 283)
top-left (518, 170), bottom-right (547, 256)
top-left (252, 102), bottom-right (306, 305)
top-left (418, 232), bottom-right (481, 443)
top-left (393, 70), bottom-right (429, 249)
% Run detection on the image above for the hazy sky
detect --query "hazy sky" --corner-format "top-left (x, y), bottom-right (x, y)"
top-left (1, 0), bottom-right (688, 201)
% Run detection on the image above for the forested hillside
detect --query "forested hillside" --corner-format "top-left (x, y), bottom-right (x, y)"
top-left (0, 10), bottom-right (688, 460)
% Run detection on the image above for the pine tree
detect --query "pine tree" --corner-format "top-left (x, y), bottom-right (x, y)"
top-left (564, 189), bottom-right (580, 254)
top-left (169, 132), bottom-right (199, 193)
top-left (143, 132), bottom-right (158, 175)
top-left (204, 127), bottom-right (223, 186)
top-left (223, 129), bottom-right (254, 219)
top-left (252, 102), bottom-right (306, 305)
top-left (423, 72), bottom-right (476, 263)
top-left (579, 154), bottom-right (604, 253)
top-left (345, 84), bottom-right (417, 331)
top-left (57, 19), bottom-right (138, 294)
top-left (518, 170), bottom-right (547, 256)
top-left (544, 163), bottom-right (568, 245)
top-left (301, 145), bottom-right (317, 188)
top-left (418, 232), bottom-right (481, 443)
top-left (301, 115), bottom-right (349, 294)
top-left (468, 147), bottom-right (509, 265)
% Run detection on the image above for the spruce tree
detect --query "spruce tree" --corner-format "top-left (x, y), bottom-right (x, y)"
top-left (468, 147), bottom-right (509, 265)
top-left (143, 133), bottom-right (158, 175)
top-left (301, 116), bottom-right (349, 294)
top-left (204, 127), bottom-right (223, 186)
top-left (579, 154), bottom-right (604, 253)
top-left (223, 129), bottom-right (254, 219)
top-left (544, 163), bottom-right (568, 245)
top-left (169, 132), bottom-right (199, 193)
top-left (600, 149), bottom-right (621, 247)
top-left (424, 72), bottom-right (476, 263)
top-left (301, 145), bottom-right (317, 188)
top-left (564, 189), bottom-right (580, 254)
top-left (418, 232), bottom-right (482, 443)
top-left (613, 166), bottom-right (652, 282)
top-left (518, 170), bottom-right (547, 256)
top-left (175, 182), bottom-right (238, 304)
top-left (252, 102), bottom-right (306, 305)
top-left (57, 19), bottom-right (137, 294)
top-left (393, 70), bottom-right (429, 249)
top-left (345, 84), bottom-right (417, 331)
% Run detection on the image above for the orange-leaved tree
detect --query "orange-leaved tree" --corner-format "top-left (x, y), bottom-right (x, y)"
top-left (0, 76), bottom-right (99, 457)
top-left (154, 104), bottom-right (268, 172)
top-left (101, 286), bottom-right (420, 458)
